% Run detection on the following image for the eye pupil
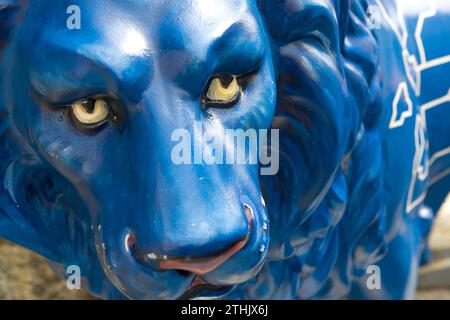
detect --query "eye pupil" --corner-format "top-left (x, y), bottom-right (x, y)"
top-left (80, 99), bottom-right (95, 113)
top-left (218, 74), bottom-right (234, 87)
top-left (80, 99), bottom-right (96, 114)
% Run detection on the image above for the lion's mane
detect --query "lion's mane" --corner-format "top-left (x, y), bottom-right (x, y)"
top-left (232, 0), bottom-right (387, 299)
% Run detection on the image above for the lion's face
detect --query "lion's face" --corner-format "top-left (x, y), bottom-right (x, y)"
top-left (3, 0), bottom-right (277, 299)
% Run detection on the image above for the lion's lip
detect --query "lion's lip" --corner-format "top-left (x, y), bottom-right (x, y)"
top-left (178, 276), bottom-right (235, 300)
top-left (156, 235), bottom-right (248, 274)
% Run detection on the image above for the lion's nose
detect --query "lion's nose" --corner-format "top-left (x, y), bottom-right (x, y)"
top-left (156, 205), bottom-right (254, 275)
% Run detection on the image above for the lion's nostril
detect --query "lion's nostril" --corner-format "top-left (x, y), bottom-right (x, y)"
top-left (243, 203), bottom-right (254, 234)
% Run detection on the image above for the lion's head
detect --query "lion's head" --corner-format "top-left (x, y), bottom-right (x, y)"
top-left (0, 0), bottom-right (386, 299)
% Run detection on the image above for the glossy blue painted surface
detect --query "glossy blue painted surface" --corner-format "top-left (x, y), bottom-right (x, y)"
top-left (0, 0), bottom-right (449, 299)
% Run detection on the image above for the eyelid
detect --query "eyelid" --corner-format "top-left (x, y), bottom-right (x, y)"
top-left (30, 89), bottom-right (113, 110)
top-left (61, 93), bottom-right (119, 108)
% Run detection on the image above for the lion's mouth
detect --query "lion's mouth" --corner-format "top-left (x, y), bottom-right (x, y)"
top-left (178, 276), bottom-right (235, 300)
top-left (127, 235), bottom-right (242, 299)
top-left (124, 232), bottom-right (241, 299)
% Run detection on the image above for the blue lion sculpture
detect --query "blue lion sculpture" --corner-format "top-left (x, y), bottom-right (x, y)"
top-left (0, 0), bottom-right (449, 300)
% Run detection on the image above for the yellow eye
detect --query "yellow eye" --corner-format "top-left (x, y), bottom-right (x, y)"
top-left (205, 75), bottom-right (241, 104)
top-left (71, 99), bottom-right (110, 125)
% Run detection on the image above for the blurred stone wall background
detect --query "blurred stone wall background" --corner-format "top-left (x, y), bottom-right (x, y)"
top-left (0, 240), bottom-right (93, 299)
top-left (0, 197), bottom-right (449, 300)
top-left (416, 195), bottom-right (450, 299)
